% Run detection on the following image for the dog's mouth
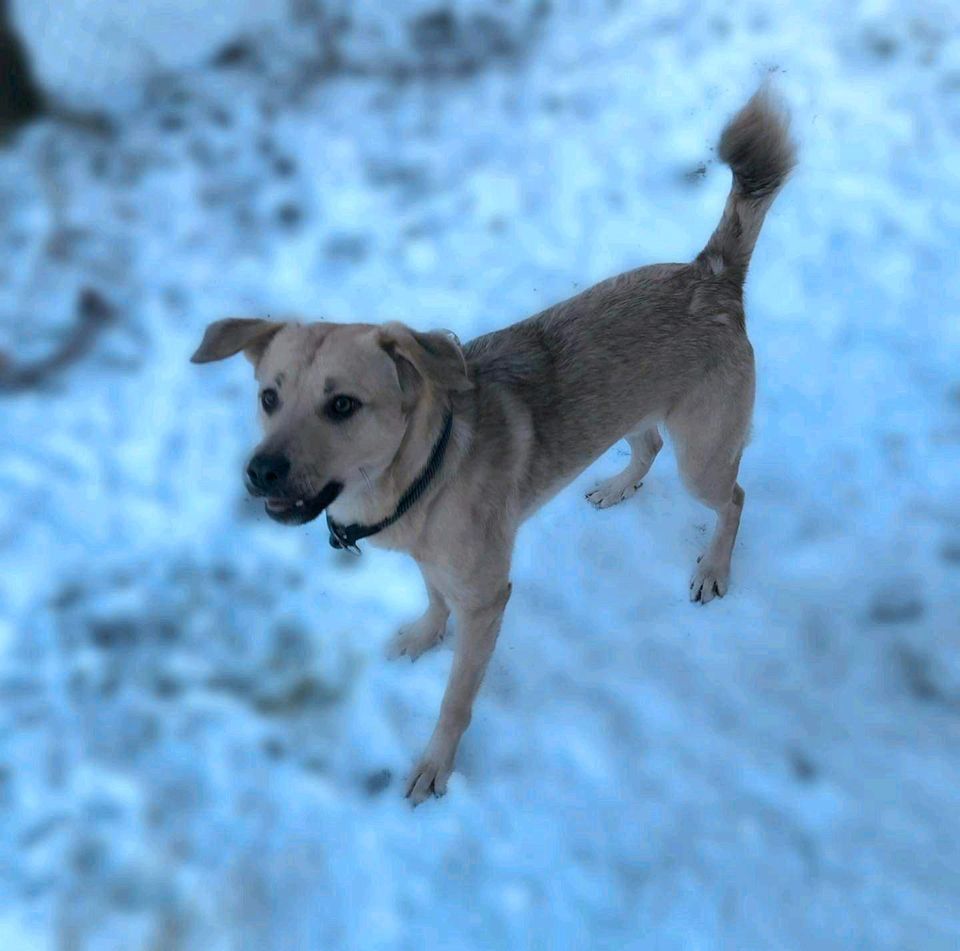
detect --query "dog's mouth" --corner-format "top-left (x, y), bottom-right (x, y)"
top-left (263, 481), bottom-right (343, 526)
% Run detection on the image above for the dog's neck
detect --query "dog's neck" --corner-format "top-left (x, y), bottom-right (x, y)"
top-left (326, 395), bottom-right (454, 541)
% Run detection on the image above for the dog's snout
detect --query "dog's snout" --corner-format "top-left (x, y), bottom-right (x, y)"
top-left (246, 453), bottom-right (290, 494)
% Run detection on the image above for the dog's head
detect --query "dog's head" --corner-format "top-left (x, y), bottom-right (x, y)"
top-left (191, 318), bottom-right (471, 525)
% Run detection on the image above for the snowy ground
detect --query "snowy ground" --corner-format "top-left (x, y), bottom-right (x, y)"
top-left (1, 2), bottom-right (960, 949)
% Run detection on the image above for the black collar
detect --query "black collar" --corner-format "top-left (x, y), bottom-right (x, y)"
top-left (326, 412), bottom-right (454, 554)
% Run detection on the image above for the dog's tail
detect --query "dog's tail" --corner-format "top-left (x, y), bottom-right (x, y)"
top-left (697, 86), bottom-right (796, 284)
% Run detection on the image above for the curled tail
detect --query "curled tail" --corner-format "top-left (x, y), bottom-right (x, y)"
top-left (698, 87), bottom-right (797, 284)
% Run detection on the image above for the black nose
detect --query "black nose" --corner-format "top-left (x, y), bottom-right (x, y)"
top-left (246, 453), bottom-right (290, 494)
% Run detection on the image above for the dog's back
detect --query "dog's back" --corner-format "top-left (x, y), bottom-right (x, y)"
top-left (463, 88), bottom-right (796, 504)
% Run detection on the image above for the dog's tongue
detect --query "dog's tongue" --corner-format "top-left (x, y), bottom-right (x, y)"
top-left (262, 482), bottom-right (342, 525)
top-left (266, 498), bottom-right (301, 512)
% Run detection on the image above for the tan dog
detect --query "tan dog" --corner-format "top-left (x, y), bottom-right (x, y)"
top-left (192, 89), bottom-right (796, 804)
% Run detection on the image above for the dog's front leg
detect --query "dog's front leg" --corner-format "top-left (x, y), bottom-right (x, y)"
top-left (386, 565), bottom-right (449, 662)
top-left (405, 580), bottom-right (512, 805)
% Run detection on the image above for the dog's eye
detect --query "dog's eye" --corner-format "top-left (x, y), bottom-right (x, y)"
top-left (326, 394), bottom-right (360, 421)
top-left (260, 388), bottom-right (279, 413)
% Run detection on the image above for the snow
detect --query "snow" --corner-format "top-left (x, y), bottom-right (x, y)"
top-left (1, 1), bottom-right (960, 949)
top-left (10, 0), bottom-right (289, 108)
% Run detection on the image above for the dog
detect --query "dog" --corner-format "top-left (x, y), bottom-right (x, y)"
top-left (192, 88), bottom-right (796, 804)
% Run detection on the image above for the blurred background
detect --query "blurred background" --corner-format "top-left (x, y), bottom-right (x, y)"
top-left (1, 1), bottom-right (959, 948)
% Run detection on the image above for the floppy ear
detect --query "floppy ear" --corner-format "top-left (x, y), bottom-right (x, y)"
top-left (378, 321), bottom-right (472, 399)
top-left (190, 318), bottom-right (285, 365)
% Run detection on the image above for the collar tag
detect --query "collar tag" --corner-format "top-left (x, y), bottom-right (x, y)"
top-left (328, 522), bottom-right (362, 555)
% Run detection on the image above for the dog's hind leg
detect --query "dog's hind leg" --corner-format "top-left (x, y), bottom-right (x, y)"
top-left (667, 362), bottom-right (754, 603)
top-left (687, 477), bottom-right (745, 604)
top-left (586, 425), bottom-right (663, 509)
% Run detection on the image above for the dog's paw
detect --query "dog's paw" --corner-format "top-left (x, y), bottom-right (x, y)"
top-left (689, 556), bottom-right (730, 604)
top-left (586, 475), bottom-right (642, 510)
top-left (405, 745), bottom-right (455, 806)
top-left (386, 614), bottom-right (446, 662)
